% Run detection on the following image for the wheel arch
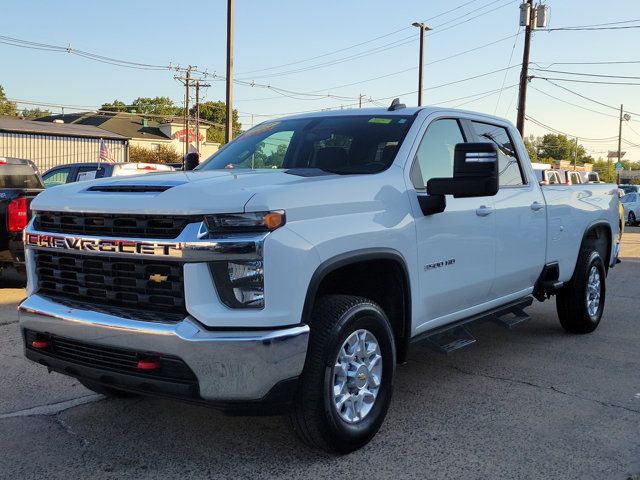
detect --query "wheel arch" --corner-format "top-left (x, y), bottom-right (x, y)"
top-left (302, 248), bottom-right (412, 362)
top-left (579, 220), bottom-right (613, 271)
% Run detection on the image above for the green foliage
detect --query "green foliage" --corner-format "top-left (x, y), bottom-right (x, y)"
top-left (128, 144), bottom-right (181, 164)
top-left (20, 108), bottom-right (52, 119)
top-left (249, 143), bottom-right (287, 168)
top-left (189, 101), bottom-right (242, 145)
top-left (526, 133), bottom-right (593, 165)
top-left (101, 100), bottom-right (128, 112)
top-left (592, 159), bottom-right (615, 183)
top-left (0, 85), bottom-right (18, 116)
top-left (524, 134), bottom-right (538, 162)
top-left (101, 97), bottom-right (180, 116)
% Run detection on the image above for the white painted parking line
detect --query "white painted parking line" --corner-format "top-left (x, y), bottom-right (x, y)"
top-left (0, 394), bottom-right (103, 419)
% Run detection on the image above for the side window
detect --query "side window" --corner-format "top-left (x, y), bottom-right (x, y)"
top-left (42, 167), bottom-right (71, 188)
top-left (471, 121), bottom-right (525, 187)
top-left (411, 119), bottom-right (465, 189)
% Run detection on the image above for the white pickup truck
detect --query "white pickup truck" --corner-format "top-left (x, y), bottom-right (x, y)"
top-left (19, 103), bottom-right (620, 453)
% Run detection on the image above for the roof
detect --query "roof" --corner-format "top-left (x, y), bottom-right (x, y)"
top-left (0, 116), bottom-right (127, 140)
top-left (278, 106), bottom-right (513, 126)
top-left (35, 112), bottom-right (179, 141)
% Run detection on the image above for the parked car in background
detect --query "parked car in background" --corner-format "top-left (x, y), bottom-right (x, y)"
top-left (42, 162), bottom-right (173, 188)
top-left (0, 157), bottom-right (44, 277)
top-left (580, 171), bottom-right (601, 183)
top-left (619, 184), bottom-right (640, 195)
top-left (621, 192), bottom-right (640, 226)
top-left (532, 167), bottom-right (563, 185)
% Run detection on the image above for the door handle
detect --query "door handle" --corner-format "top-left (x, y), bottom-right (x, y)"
top-left (530, 201), bottom-right (544, 211)
top-left (475, 205), bottom-right (493, 217)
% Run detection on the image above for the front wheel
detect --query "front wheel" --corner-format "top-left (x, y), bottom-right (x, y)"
top-left (290, 295), bottom-right (396, 453)
top-left (556, 249), bottom-right (606, 334)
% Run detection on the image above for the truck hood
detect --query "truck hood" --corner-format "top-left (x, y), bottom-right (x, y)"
top-left (30, 169), bottom-right (337, 215)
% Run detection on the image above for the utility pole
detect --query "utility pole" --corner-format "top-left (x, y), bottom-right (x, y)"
top-left (516, 0), bottom-right (534, 136)
top-left (359, 94), bottom-right (363, 108)
top-left (617, 104), bottom-right (623, 174)
top-left (412, 22), bottom-right (432, 106)
top-left (225, 0), bottom-right (234, 143)
top-left (185, 66), bottom-right (191, 157)
top-left (195, 82), bottom-right (200, 153)
top-left (573, 137), bottom-right (578, 170)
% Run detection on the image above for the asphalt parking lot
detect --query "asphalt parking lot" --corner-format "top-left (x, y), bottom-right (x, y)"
top-left (1, 229), bottom-right (639, 480)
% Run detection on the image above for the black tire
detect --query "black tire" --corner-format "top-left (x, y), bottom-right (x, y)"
top-left (629, 211), bottom-right (637, 226)
top-left (556, 249), bottom-right (606, 334)
top-left (79, 379), bottom-right (137, 398)
top-left (290, 295), bottom-right (396, 453)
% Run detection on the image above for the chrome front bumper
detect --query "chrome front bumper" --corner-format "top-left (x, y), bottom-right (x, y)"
top-left (19, 295), bottom-right (309, 402)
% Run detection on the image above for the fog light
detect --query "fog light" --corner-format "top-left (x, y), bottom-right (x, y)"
top-left (210, 260), bottom-right (265, 308)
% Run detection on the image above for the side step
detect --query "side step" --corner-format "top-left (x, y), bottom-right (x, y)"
top-left (413, 297), bottom-right (533, 355)
top-left (490, 307), bottom-right (531, 329)
top-left (424, 327), bottom-right (476, 354)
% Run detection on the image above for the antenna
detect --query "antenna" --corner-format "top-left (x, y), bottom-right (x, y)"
top-left (388, 98), bottom-right (406, 111)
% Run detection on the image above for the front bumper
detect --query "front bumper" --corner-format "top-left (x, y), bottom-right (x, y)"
top-left (19, 294), bottom-right (309, 405)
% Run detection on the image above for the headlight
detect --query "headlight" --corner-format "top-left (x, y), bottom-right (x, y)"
top-left (210, 260), bottom-right (264, 308)
top-left (204, 211), bottom-right (285, 234)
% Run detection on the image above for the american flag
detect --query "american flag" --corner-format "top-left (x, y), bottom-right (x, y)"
top-left (99, 139), bottom-right (112, 161)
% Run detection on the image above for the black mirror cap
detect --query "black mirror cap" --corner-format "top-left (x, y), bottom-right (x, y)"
top-left (427, 142), bottom-right (499, 199)
top-left (453, 142), bottom-right (499, 179)
top-left (184, 152), bottom-right (200, 171)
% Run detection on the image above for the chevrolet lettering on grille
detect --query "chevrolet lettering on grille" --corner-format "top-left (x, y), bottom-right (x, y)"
top-left (25, 233), bottom-right (182, 257)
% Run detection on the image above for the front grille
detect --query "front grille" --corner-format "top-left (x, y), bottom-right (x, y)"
top-left (24, 329), bottom-right (197, 384)
top-left (34, 211), bottom-right (202, 239)
top-left (35, 251), bottom-right (186, 319)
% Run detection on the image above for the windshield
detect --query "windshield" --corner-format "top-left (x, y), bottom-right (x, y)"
top-left (0, 164), bottom-right (44, 189)
top-left (198, 115), bottom-right (415, 174)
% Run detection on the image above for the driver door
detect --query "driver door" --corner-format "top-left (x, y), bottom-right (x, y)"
top-left (410, 117), bottom-right (497, 325)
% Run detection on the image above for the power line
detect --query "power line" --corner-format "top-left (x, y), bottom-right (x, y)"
top-left (528, 86), bottom-right (618, 119)
top-left (547, 25), bottom-right (640, 32)
top-left (0, 34), bottom-right (178, 71)
top-left (530, 68), bottom-right (640, 80)
top-left (236, 0), bottom-right (517, 81)
top-left (525, 115), bottom-right (618, 142)
top-left (531, 76), bottom-right (640, 86)
top-left (237, 32), bottom-right (520, 102)
top-left (235, 0), bottom-right (493, 76)
top-left (536, 80), bottom-right (640, 117)
top-left (532, 60), bottom-right (640, 68)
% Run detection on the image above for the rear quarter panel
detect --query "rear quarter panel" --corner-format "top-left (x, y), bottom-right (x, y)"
top-left (541, 183), bottom-right (619, 281)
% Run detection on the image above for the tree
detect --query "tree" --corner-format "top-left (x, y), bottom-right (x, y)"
top-left (0, 85), bottom-right (17, 116)
top-left (20, 108), bottom-right (52, 119)
top-left (524, 134), bottom-right (538, 162)
top-left (189, 101), bottom-right (242, 145)
top-left (101, 100), bottom-right (128, 112)
top-left (128, 144), bottom-right (181, 164)
top-left (101, 97), bottom-right (180, 116)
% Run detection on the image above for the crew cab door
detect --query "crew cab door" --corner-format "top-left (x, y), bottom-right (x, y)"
top-left (468, 120), bottom-right (546, 297)
top-left (409, 117), bottom-right (496, 323)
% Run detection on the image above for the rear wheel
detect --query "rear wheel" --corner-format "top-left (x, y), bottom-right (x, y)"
top-left (556, 249), bottom-right (606, 334)
top-left (290, 295), bottom-right (396, 453)
top-left (629, 211), bottom-right (637, 226)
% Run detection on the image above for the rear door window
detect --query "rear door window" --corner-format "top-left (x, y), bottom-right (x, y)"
top-left (43, 167), bottom-right (72, 188)
top-left (470, 121), bottom-right (525, 187)
top-left (0, 164), bottom-right (43, 189)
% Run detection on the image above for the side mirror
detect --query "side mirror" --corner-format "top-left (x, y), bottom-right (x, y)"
top-left (184, 152), bottom-right (200, 171)
top-left (418, 142), bottom-right (499, 216)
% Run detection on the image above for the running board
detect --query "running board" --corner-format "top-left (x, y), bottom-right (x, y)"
top-left (412, 297), bottom-right (533, 355)
top-left (490, 306), bottom-right (531, 329)
top-left (424, 327), bottom-right (476, 354)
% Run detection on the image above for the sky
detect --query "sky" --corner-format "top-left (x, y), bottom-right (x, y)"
top-left (2, 0), bottom-right (640, 160)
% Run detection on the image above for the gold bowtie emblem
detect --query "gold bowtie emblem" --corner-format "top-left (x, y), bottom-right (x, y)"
top-left (149, 274), bottom-right (168, 283)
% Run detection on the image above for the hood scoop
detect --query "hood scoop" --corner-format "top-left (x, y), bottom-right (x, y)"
top-left (86, 184), bottom-right (175, 193)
